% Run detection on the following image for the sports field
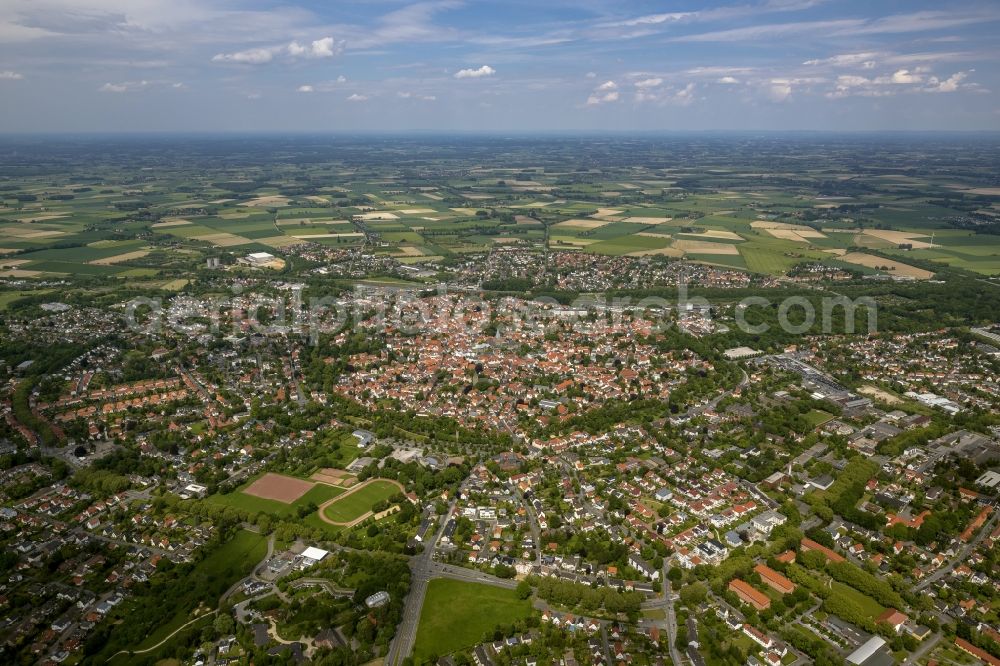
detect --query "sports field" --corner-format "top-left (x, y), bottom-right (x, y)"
top-left (319, 478), bottom-right (403, 524)
top-left (207, 475), bottom-right (345, 518)
top-left (413, 579), bottom-right (532, 661)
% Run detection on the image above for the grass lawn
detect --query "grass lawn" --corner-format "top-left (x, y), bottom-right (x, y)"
top-left (322, 479), bottom-right (400, 523)
top-left (829, 581), bottom-right (885, 619)
top-left (105, 529), bottom-right (267, 663)
top-left (805, 409), bottom-right (835, 427)
top-left (413, 579), bottom-right (532, 661)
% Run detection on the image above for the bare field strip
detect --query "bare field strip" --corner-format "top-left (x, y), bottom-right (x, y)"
top-left (152, 218), bottom-right (193, 228)
top-left (291, 232), bottom-right (364, 239)
top-left (257, 235), bottom-right (307, 248)
top-left (0, 269), bottom-right (47, 278)
top-left (239, 195), bottom-right (289, 207)
top-left (277, 218), bottom-right (349, 225)
top-left (627, 246), bottom-right (684, 257)
top-left (679, 230), bottom-right (744, 241)
top-left (14, 213), bottom-right (68, 223)
top-left (674, 239), bottom-right (740, 255)
top-left (838, 252), bottom-right (935, 279)
top-left (751, 220), bottom-right (816, 231)
top-left (0, 226), bottom-right (65, 239)
top-left (89, 250), bottom-right (151, 265)
top-left (358, 211), bottom-right (399, 221)
top-left (200, 232), bottom-right (252, 247)
top-left (860, 230), bottom-right (935, 249)
top-left (554, 218), bottom-right (610, 229)
top-left (764, 228), bottom-right (827, 242)
top-left (243, 473), bottom-right (314, 504)
top-left (623, 216), bottom-right (673, 224)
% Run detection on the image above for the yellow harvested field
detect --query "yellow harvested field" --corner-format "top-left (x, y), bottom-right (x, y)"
top-left (751, 220), bottom-right (816, 231)
top-left (592, 208), bottom-right (624, 218)
top-left (421, 192), bottom-right (443, 200)
top-left (625, 216), bottom-right (674, 224)
top-left (824, 248), bottom-right (848, 256)
top-left (680, 230), bottom-right (744, 241)
top-left (636, 232), bottom-right (673, 239)
top-left (306, 195), bottom-right (330, 203)
top-left (0, 248), bottom-right (16, 255)
top-left (218, 212), bottom-right (251, 219)
top-left (627, 246), bottom-right (684, 257)
top-left (200, 232), bottom-right (252, 247)
top-left (291, 232), bottom-right (364, 239)
top-left (947, 186), bottom-right (1000, 196)
top-left (514, 215), bottom-right (542, 225)
top-left (239, 195), bottom-right (289, 207)
top-left (550, 238), bottom-right (599, 246)
top-left (674, 239), bottom-right (740, 255)
top-left (0, 258), bottom-right (30, 268)
top-left (393, 246), bottom-right (425, 256)
top-left (89, 249), bottom-right (150, 265)
top-left (554, 218), bottom-right (611, 229)
top-left (0, 226), bottom-right (64, 239)
top-left (14, 213), bottom-right (68, 223)
top-left (764, 228), bottom-right (827, 242)
top-left (860, 230), bottom-right (935, 249)
top-left (152, 218), bottom-right (192, 228)
top-left (257, 235), bottom-right (307, 248)
top-left (358, 211), bottom-right (399, 221)
top-left (0, 269), bottom-right (47, 278)
top-left (838, 252), bottom-right (934, 279)
top-left (398, 208), bottom-right (435, 215)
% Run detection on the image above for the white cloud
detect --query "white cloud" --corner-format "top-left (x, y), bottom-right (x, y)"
top-left (212, 47), bottom-right (275, 65)
top-left (586, 90), bottom-right (619, 105)
top-left (596, 80), bottom-right (618, 91)
top-left (214, 37), bottom-right (343, 65)
top-left (0, 70), bottom-right (24, 80)
top-left (99, 80), bottom-right (149, 93)
top-left (297, 85), bottom-right (314, 93)
top-left (926, 70), bottom-right (970, 93)
top-left (454, 65), bottom-right (495, 79)
top-left (398, 91), bottom-right (435, 100)
top-left (346, 93), bottom-right (368, 102)
top-left (634, 77), bottom-right (662, 89)
top-left (289, 36), bottom-right (343, 58)
top-left (336, 75), bottom-right (347, 83)
top-left (673, 83), bottom-right (696, 104)
top-left (890, 68), bottom-right (921, 84)
top-left (768, 79), bottom-right (793, 101)
top-left (803, 52), bottom-right (882, 67)
top-left (717, 76), bottom-right (740, 84)
top-left (585, 71), bottom-right (597, 78)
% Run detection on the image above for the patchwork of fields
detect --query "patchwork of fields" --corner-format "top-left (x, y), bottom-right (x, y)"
top-left (2, 156), bottom-right (999, 290)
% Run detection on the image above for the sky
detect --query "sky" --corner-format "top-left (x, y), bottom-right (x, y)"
top-left (1, 0), bottom-right (999, 133)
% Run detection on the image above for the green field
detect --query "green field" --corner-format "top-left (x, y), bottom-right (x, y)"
top-left (105, 529), bottom-right (267, 663)
top-left (413, 579), bottom-right (533, 661)
top-left (207, 479), bottom-right (345, 518)
top-left (829, 581), bottom-right (886, 619)
top-left (321, 479), bottom-right (401, 523)
top-left (805, 409), bottom-right (835, 427)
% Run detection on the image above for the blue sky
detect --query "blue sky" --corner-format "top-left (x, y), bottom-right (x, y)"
top-left (1, 0), bottom-right (998, 132)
